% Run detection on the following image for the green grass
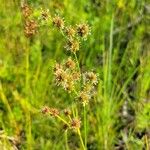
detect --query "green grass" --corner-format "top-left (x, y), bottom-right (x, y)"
top-left (0, 0), bottom-right (150, 149)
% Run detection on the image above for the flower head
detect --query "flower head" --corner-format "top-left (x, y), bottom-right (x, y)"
top-left (76, 23), bottom-right (90, 39)
top-left (24, 20), bottom-right (38, 37)
top-left (49, 108), bottom-right (60, 117)
top-left (84, 72), bottom-right (98, 85)
top-left (71, 118), bottom-right (81, 129)
top-left (66, 39), bottom-right (79, 53)
top-left (54, 69), bottom-right (68, 85)
top-left (65, 57), bottom-right (76, 69)
top-left (79, 91), bottom-right (90, 106)
top-left (72, 72), bottom-right (81, 81)
top-left (65, 26), bottom-right (75, 38)
top-left (52, 15), bottom-right (64, 29)
top-left (41, 9), bottom-right (49, 20)
top-left (64, 109), bottom-right (71, 116)
top-left (41, 106), bottom-right (50, 114)
top-left (21, 3), bottom-right (32, 18)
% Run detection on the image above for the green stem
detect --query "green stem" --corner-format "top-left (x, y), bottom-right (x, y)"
top-left (56, 115), bottom-right (70, 126)
top-left (74, 53), bottom-right (80, 73)
top-left (84, 106), bottom-right (87, 149)
top-left (25, 40), bottom-right (29, 94)
top-left (65, 131), bottom-right (69, 150)
top-left (77, 129), bottom-right (85, 150)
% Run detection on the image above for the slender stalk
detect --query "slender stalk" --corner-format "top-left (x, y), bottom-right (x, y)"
top-left (74, 53), bottom-right (80, 73)
top-left (65, 131), bottom-right (69, 150)
top-left (84, 105), bottom-right (87, 149)
top-left (56, 115), bottom-right (70, 126)
top-left (25, 40), bottom-right (29, 94)
top-left (108, 15), bottom-right (114, 99)
top-left (77, 129), bottom-right (85, 150)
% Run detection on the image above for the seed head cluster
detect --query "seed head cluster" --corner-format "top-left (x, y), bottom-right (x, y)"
top-left (76, 23), bottom-right (90, 39)
top-left (54, 58), bottom-right (80, 93)
top-left (41, 9), bottom-right (49, 20)
top-left (21, 3), bottom-right (38, 38)
top-left (52, 15), bottom-right (65, 29)
top-left (41, 106), bottom-right (81, 131)
top-left (65, 26), bottom-right (76, 38)
top-left (21, 4), bottom-right (32, 18)
top-left (24, 20), bottom-right (38, 37)
top-left (66, 39), bottom-right (80, 53)
top-left (41, 106), bottom-right (59, 117)
top-left (71, 118), bottom-right (81, 129)
top-left (23, 4), bottom-right (100, 139)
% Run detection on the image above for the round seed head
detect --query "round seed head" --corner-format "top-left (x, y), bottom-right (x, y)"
top-left (76, 23), bottom-right (90, 39)
top-left (72, 72), bottom-right (81, 81)
top-left (54, 69), bottom-right (68, 85)
top-left (41, 9), bottom-right (49, 20)
top-left (49, 108), bottom-right (60, 117)
top-left (79, 91), bottom-right (90, 106)
top-left (24, 20), bottom-right (38, 37)
top-left (71, 118), bottom-right (81, 129)
top-left (85, 72), bottom-right (98, 85)
top-left (64, 109), bottom-right (71, 116)
top-left (66, 39), bottom-right (79, 53)
top-left (65, 57), bottom-right (76, 69)
top-left (52, 15), bottom-right (64, 29)
top-left (65, 26), bottom-right (75, 38)
top-left (21, 3), bottom-right (32, 18)
top-left (41, 106), bottom-right (50, 114)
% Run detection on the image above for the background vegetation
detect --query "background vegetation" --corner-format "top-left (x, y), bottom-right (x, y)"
top-left (0, 0), bottom-right (150, 149)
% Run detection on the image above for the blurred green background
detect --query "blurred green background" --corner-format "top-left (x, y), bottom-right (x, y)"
top-left (0, 0), bottom-right (150, 149)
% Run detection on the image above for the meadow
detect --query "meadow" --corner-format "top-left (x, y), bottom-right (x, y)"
top-left (0, 0), bottom-right (150, 149)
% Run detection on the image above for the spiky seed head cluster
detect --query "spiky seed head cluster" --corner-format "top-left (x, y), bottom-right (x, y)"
top-left (21, 3), bottom-right (38, 38)
top-left (76, 23), bottom-right (90, 39)
top-left (41, 107), bottom-right (81, 131)
top-left (66, 39), bottom-right (80, 53)
top-left (64, 109), bottom-right (71, 116)
top-left (24, 20), bottom-right (38, 37)
top-left (65, 57), bottom-right (76, 69)
top-left (65, 26), bottom-right (76, 38)
top-left (77, 72), bottom-right (98, 106)
top-left (41, 106), bottom-right (50, 114)
top-left (52, 15), bottom-right (64, 29)
top-left (41, 106), bottom-right (59, 117)
top-left (21, 3), bottom-right (32, 18)
top-left (41, 9), bottom-right (49, 20)
top-left (71, 118), bottom-right (81, 129)
top-left (79, 91), bottom-right (90, 106)
top-left (72, 72), bottom-right (81, 81)
top-left (54, 58), bottom-right (80, 93)
top-left (84, 72), bottom-right (98, 85)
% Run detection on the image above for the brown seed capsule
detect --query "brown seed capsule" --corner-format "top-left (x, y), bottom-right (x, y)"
top-left (41, 106), bottom-right (50, 114)
top-left (41, 9), bottom-right (49, 20)
top-left (65, 26), bottom-right (75, 38)
top-left (54, 69), bottom-right (68, 85)
top-left (64, 109), bottom-right (71, 116)
top-left (85, 72), bottom-right (98, 85)
top-left (65, 57), bottom-right (76, 69)
top-left (63, 124), bottom-right (69, 130)
top-left (76, 23), bottom-right (90, 39)
top-left (66, 39), bottom-right (79, 53)
top-left (52, 16), bottom-right (64, 29)
top-left (21, 3), bottom-right (32, 18)
top-left (24, 20), bottom-right (38, 37)
top-left (71, 118), bottom-right (81, 129)
top-left (72, 72), bottom-right (81, 81)
top-left (49, 108), bottom-right (60, 117)
top-left (79, 91), bottom-right (90, 106)
top-left (54, 63), bottom-right (63, 72)
top-left (62, 76), bottom-right (74, 92)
